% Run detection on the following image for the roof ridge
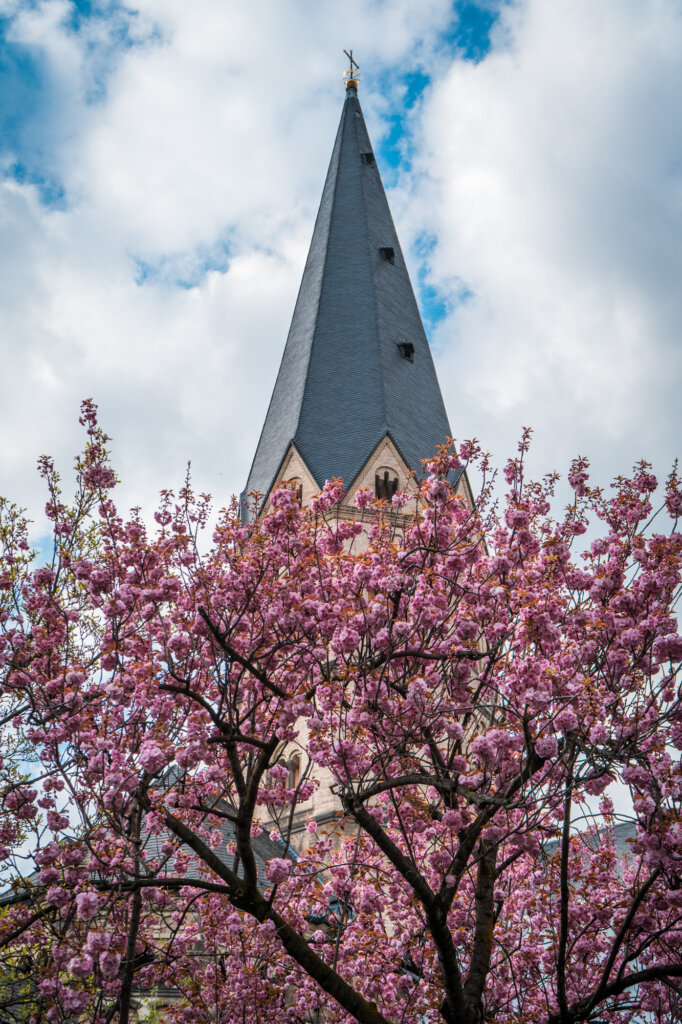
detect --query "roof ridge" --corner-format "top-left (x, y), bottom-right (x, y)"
top-left (297, 91), bottom-right (354, 489)
top-left (357, 96), bottom-right (388, 480)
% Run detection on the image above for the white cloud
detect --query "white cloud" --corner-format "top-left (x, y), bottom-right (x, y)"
top-left (409, 0), bottom-right (682, 486)
top-left (1, 0), bottom-right (680, 541)
top-left (0, 0), bottom-right (453, 532)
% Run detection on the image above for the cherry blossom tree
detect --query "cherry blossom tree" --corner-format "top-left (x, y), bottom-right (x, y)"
top-left (0, 401), bottom-right (681, 1024)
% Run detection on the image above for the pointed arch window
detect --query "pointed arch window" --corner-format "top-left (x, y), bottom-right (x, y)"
top-left (375, 468), bottom-right (398, 502)
top-left (287, 755), bottom-right (301, 789)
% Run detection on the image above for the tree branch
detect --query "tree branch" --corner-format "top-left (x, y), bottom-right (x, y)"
top-left (463, 839), bottom-right (497, 1018)
top-left (548, 964), bottom-right (682, 1024)
top-left (556, 760), bottom-right (574, 1024)
top-left (342, 793), bottom-right (465, 1024)
top-left (159, 805), bottom-right (392, 1024)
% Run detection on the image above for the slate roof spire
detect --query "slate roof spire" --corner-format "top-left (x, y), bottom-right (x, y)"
top-left (242, 71), bottom-right (452, 508)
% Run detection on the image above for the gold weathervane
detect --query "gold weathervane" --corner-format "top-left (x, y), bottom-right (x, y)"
top-left (343, 49), bottom-right (360, 89)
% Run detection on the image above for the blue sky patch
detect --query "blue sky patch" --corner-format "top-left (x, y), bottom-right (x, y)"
top-left (0, 17), bottom-right (52, 162)
top-left (64, 0), bottom-right (145, 42)
top-left (0, 20), bottom-right (71, 207)
top-left (447, 1), bottom-right (500, 63)
top-left (414, 231), bottom-right (474, 336)
top-left (8, 161), bottom-right (67, 208)
top-left (0, 1), bottom-right (161, 205)
top-left (419, 281), bottom-right (451, 338)
top-left (374, 2), bottom-right (500, 181)
top-left (66, 0), bottom-right (95, 33)
top-left (34, 533), bottom-right (54, 568)
top-left (376, 69), bottom-right (431, 177)
top-left (134, 240), bottom-right (234, 290)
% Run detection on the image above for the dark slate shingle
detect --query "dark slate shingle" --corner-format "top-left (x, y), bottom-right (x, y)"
top-left (242, 84), bottom-right (452, 510)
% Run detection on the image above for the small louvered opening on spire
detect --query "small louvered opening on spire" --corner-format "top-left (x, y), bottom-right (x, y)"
top-left (375, 468), bottom-right (398, 501)
top-left (397, 342), bottom-right (415, 362)
top-left (361, 152), bottom-right (375, 166)
top-left (379, 246), bottom-right (395, 264)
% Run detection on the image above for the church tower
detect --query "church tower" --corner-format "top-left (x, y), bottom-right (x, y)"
top-left (242, 61), bottom-right (459, 516)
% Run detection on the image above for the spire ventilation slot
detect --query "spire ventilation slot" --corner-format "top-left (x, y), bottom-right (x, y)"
top-left (397, 342), bottom-right (415, 362)
top-left (361, 152), bottom-right (375, 166)
top-left (379, 246), bottom-right (395, 264)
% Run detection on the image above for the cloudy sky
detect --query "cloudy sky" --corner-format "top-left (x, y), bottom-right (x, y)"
top-left (1, 0), bottom-right (680, 538)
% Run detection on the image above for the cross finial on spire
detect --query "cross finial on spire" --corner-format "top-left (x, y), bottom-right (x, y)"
top-left (343, 49), bottom-right (360, 90)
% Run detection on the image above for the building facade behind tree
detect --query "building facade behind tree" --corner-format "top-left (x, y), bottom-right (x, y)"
top-left (243, 70), bottom-right (468, 846)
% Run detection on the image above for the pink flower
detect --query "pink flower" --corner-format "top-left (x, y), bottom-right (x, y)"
top-left (555, 709), bottom-right (579, 734)
top-left (654, 635), bottom-right (682, 663)
top-left (32, 567), bottom-right (55, 588)
top-left (425, 478), bottom-right (450, 503)
top-left (306, 820), bottom-right (318, 834)
top-left (75, 891), bottom-right (100, 921)
top-left (68, 954), bottom-right (94, 978)
top-left (266, 858), bottom-right (292, 886)
top-left (138, 740), bottom-right (168, 774)
top-left (334, 627), bottom-right (360, 655)
top-left (504, 461), bottom-right (517, 485)
top-left (442, 810), bottom-right (464, 829)
top-left (62, 987), bottom-right (90, 1012)
top-left (99, 950), bottom-right (121, 979)
top-left (47, 886), bottom-right (70, 908)
top-left (83, 465), bottom-right (116, 490)
top-left (589, 724), bottom-right (609, 744)
top-left (505, 508), bottom-right (529, 530)
top-left (4, 788), bottom-right (37, 811)
top-left (584, 772), bottom-right (611, 796)
top-left (354, 488), bottom-right (374, 509)
top-left (86, 932), bottom-right (111, 953)
top-left (568, 460), bottom-right (590, 496)
top-left (270, 485), bottom-right (301, 512)
top-left (666, 489), bottom-right (682, 517)
top-left (535, 735), bottom-right (558, 758)
top-left (430, 849), bottom-right (452, 873)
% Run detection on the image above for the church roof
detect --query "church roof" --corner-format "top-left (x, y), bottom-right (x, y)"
top-left (242, 81), bottom-right (452, 508)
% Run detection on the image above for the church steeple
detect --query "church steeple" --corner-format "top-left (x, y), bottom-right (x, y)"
top-left (243, 69), bottom-right (452, 511)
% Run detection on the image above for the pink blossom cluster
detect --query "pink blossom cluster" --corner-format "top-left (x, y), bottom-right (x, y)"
top-left (0, 409), bottom-right (680, 1023)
